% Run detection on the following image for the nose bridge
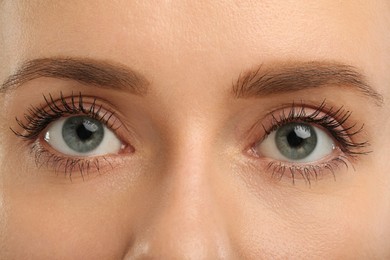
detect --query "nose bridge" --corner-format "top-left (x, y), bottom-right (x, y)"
top-left (127, 128), bottom-right (233, 259)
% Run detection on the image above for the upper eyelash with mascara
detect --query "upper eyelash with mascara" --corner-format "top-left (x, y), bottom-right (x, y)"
top-left (11, 92), bottom-right (118, 140)
top-left (262, 100), bottom-right (370, 156)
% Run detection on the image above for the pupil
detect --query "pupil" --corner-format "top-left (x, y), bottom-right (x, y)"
top-left (287, 130), bottom-right (304, 147)
top-left (76, 123), bottom-right (93, 141)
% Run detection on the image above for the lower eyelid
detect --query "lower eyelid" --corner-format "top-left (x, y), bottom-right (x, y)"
top-left (30, 138), bottom-right (130, 180)
top-left (247, 151), bottom-right (352, 185)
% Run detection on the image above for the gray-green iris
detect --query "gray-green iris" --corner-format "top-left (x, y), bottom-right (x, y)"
top-left (62, 116), bottom-right (104, 153)
top-left (275, 123), bottom-right (317, 160)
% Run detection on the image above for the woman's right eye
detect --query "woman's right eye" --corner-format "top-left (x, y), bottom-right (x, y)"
top-left (254, 122), bottom-right (336, 163)
top-left (44, 115), bottom-right (123, 157)
top-left (11, 93), bottom-right (135, 177)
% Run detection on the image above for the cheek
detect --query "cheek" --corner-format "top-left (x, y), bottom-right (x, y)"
top-left (226, 172), bottom-right (386, 258)
top-left (0, 156), bottom-right (165, 259)
top-left (0, 171), bottom-right (145, 259)
top-left (233, 202), bottom-right (365, 258)
top-left (0, 109), bottom-right (10, 253)
top-left (2, 188), bottom-right (124, 258)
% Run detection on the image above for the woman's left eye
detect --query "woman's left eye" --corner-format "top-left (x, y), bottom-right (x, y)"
top-left (254, 122), bottom-right (335, 163)
top-left (44, 115), bottom-right (122, 156)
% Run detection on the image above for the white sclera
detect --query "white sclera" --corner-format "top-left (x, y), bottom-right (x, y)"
top-left (44, 117), bottom-right (122, 157)
top-left (257, 125), bottom-right (335, 163)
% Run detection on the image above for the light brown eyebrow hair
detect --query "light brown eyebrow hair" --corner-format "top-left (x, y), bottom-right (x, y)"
top-left (233, 61), bottom-right (384, 106)
top-left (0, 58), bottom-right (149, 95)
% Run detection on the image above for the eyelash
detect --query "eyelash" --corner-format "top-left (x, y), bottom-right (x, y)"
top-left (252, 100), bottom-right (369, 184)
top-left (13, 95), bottom-right (368, 184)
top-left (12, 92), bottom-right (121, 180)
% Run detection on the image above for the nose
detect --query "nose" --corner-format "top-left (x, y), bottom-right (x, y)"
top-left (124, 142), bottom-right (234, 259)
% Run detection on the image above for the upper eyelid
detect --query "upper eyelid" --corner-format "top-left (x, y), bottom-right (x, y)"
top-left (12, 93), bottom-right (123, 140)
top-left (245, 101), bottom-right (368, 153)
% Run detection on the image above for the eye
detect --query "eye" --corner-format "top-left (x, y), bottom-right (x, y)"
top-left (255, 122), bottom-right (335, 163)
top-left (44, 115), bottom-right (122, 156)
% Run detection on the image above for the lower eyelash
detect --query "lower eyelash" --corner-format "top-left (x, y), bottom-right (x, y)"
top-left (265, 154), bottom-right (353, 185)
top-left (31, 141), bottom-right (114, 181)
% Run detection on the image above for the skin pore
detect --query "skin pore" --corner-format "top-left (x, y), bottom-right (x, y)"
top-left (1, 0), bottom-right (390, 259)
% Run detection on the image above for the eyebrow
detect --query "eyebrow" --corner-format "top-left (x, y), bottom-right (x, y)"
top-left (0, 58), bottom-right (149, 95)
top-left (232, 61), bottom-right (384, 106)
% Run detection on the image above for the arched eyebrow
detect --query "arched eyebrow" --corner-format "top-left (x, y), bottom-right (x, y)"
top-left (0, 58), bottom-right (149, 95)
top-left (232, 61), bottom-right (384, 106)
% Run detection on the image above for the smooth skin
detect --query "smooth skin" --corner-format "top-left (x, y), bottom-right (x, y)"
top-left (1, 1), bottom-right (390, 259)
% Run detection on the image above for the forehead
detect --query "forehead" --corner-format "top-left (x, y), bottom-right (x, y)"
top-left (0, 1), bottom-right (389, 95)
top-left (2, 1), bottom-right (383, 55)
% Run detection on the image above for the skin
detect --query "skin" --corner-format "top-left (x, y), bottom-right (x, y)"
top-left (1, 0), bottom-right (390, 259)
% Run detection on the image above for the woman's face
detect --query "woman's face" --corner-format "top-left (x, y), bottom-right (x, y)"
top-left (1, 1), bottom-right (390, 259)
